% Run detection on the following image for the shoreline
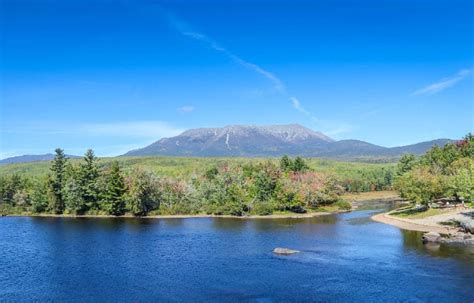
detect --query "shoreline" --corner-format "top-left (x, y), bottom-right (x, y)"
top-left (371, 212), bottom-right (453, 234)
top-left (3, 210), bottom-right (342, 220)
top-left (2, 191), bottom-right (399, 220)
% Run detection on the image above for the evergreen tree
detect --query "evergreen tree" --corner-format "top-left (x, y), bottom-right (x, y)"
top-left (280, 155), bottom-right (292, 172)
top-left (79, 149), bottom-right (100, 210)
top-left (64, 177), bottom-right (86, 215)
top-left (292, 156), bottom-right (308, 172)
top-left (102, 161), bottom-right (126, 216)
top-left (49, 148), bottom-right (68, 214)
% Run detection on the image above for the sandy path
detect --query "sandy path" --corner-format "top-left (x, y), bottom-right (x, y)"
top-left (371, 213), bottom-right (452, 233)
top-left (372, 208), bottom-right (474, 234)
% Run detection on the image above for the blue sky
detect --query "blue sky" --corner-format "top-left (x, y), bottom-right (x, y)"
top-left (1, 0), bottom-right (473, 158)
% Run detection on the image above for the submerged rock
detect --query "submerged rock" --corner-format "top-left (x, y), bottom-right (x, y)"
top-left (422, 231), bottom-right (474, 245)
top-left (273, 247), bottom-right (300, 255)
top-left (422, 232), bottom-right (441, 243)
top-left (441, 233), bottom-right (473, 245)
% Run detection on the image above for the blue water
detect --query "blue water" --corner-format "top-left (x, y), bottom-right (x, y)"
top-left (1, 202), bottom-right (473, 302)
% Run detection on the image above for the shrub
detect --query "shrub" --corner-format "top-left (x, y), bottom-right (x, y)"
top-left (335, 199), bottom-right (351, 210)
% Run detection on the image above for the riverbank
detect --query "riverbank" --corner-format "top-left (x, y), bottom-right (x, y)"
top-left (372, 207), bottom-right (474, 235)
top-left (342, 190), bottom-right (399, 202)
top-left (2, 191), bottom-right (398, 220)
top-left (2, 209), bottom-right (344, 220)
top-left (371, 212), bottom-right (453, 234)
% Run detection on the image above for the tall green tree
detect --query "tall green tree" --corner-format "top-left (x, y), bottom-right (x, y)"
top-left (126, 169), bottom-right (159, 216)
top-left (396, 154), bottom-right (416, 176)
top-left (280, 155), bottom-right (292, 172)
top-left (31, 176), bottom-right (49, 213)
top-left (64, 177), bottom-right (87, 215)
top-left (292, 156), bottom-right (309, 172)
top-left (49, 148), bottom-right (68, 214)
top-left (102, 161), bottom-right (126, 216)
top-left (0, 174), bottom-right (24, 205)
top-left (79, 149), bottom-right (100, 210)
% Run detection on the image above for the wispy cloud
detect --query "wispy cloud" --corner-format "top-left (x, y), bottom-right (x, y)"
top-left (79, 121), bottom-right (184, 138)
top-left (412, 69), bottom-right (471, 96)
top-left (166, 11), bottom-right (350, 131)
top-left (2, 121), bottom-right (184, 139)
top-left (177, 106), bottom-right (195, 113)
top-left (290, 97), bottom-right (318, 122)
top-left (167, 13), bottom-right (285, 93)
top-left (323, 124), bottom-right (354, 136)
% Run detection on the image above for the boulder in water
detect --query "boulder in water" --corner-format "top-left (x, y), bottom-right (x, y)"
top-left (273, 247), bottom-right (300, 255)
top-left (459, 219), bottom-right (474, 234)
top-left (422, 232), bottom-right (441, 243)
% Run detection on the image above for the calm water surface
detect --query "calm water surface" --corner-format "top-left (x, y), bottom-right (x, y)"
top-left (1, 201), bottom-right (473, 302)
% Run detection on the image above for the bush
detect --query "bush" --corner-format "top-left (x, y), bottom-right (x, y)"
top-left (250, 201), bottom-right (274, 216)
top-left (335, 199), bottom-right (351, 210)
top-left (394, 134), bottom-right (474, 205)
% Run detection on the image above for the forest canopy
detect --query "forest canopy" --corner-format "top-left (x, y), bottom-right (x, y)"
top-left (0, 151), bottom-right (394, 216)
top-left (394, 134), bottom-right (474, 206)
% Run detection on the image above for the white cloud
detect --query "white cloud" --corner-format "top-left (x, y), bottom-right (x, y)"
top-left (166, 11), bottom-right (353, 131)
top-left (2, 121), bottom-right (184, 139)
top-left (178, 106), bottom-right (195, 113)
top-left (323, 124), bottom-right (354, 137)
top-left (290, 97), bottom-right (318, 122)
top-left (412, 69), bottom-right (471, 96)
top-left (79, 121), bottom-right (184, 138)
top-left (167, 13), bottom-right (285, 93)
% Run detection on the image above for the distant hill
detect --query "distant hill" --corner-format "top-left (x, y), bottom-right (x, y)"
top-left (0, 154), bottom-right (80, 165)
top-left (1, 125), bottom-right (454, 165)
top-left (124, 124), bottom-right (454, 159)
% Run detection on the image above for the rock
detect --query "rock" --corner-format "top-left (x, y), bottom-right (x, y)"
top-left (422, 232), bottom-right (441, 243)
top-left (464, 238), bottom-right (474, 245)
top-left (459, 219), bottom-right (474, 234)
top-left (273, 247), bottom-right (300, 255)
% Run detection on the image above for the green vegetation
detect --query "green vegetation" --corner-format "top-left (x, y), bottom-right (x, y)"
top-left (394, 133), bottom-right (474, 207)
top-left (0, 150), bottom-right (395, 217)
top-left (392, 207), bottom-right (443, 219)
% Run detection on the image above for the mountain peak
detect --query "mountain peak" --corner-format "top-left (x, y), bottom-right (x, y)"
top-left (123, 124), bottom-right (453, 159)
top-left (179, 124), bottom-right (333, 143)
top-left (126, 124), bottom-right (333, 157)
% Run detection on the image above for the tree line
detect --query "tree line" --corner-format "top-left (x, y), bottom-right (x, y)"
top-left (0, 151), bottom-right (353, 216)
top-left (394, 133), bottom-right (474, 206)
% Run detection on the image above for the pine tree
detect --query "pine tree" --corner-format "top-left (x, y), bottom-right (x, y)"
top-left (79, 149), bottom-right (100, 210)
top-left (103, 161), bottom-right (126, 216)
top-left (49, 148), bottom-right (68, 214)
top-left (292, 157), bottom-right (308, 172)
top-left (280, 155), bottom-right (292, 172)
top-left (64, 177), bottom-right (86, 215)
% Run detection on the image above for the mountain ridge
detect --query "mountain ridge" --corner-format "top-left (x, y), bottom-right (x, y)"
top-left (0, 154), bottom-right (81, 165)
top-left (124, 124), bottom-right (454, 158)
top-left (0, 124), bottom-right (455, 164)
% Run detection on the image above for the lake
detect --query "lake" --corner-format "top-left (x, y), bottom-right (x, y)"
top-left (1, 201), bottom-right (473, 302)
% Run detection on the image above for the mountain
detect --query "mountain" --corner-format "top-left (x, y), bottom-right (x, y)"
top-left (124, 124), bottom-right (454, 159)
top-left (126, 124), bottom-right (334, 157)
top-left (0, 154), bottom-right (80, 165)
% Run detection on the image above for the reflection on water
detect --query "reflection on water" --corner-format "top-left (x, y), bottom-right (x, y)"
top-left (402, 229), bottom-right (474, 262)
top-left (1, 199), bottom-right (473, 302)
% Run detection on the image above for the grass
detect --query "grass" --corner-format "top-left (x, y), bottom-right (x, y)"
top-left (392, 207), bottom-right (443, 219)
top-left (0, 155), bottom-right (395, 180)
top-left (342, 190), bottom-right (399, 202)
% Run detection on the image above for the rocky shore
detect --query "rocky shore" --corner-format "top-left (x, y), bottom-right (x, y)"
top-left (372, 208), bottom-right (474, 246)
